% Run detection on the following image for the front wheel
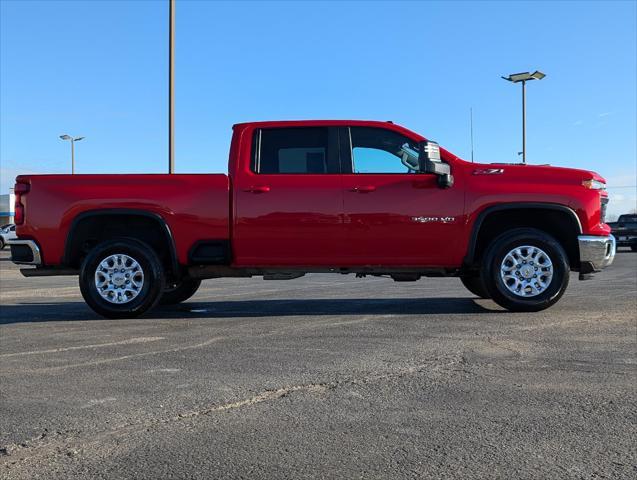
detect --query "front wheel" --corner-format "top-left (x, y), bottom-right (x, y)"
top-left (79, 239), bottom-right (165, 319)
top-left (160, 278), bottom-right (201, 305)
top-left (631, 245), bottom-right (637, 252)
top-left (482, 228), bottom-right (570, 312)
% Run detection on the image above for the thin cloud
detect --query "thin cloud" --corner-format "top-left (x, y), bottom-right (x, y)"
top-left (573, 120), bottom-right (584, 126)
top-left (598, 112), bottom-right (613, 117)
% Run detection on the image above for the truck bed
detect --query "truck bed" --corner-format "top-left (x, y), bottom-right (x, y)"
top-left (16, 174), bottom-right (230, 266)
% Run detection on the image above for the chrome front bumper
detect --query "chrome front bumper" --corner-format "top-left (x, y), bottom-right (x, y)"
top-left (578, 234), bottom-right (615, 273)
top-left (9, 239), bottom-right (42, 265)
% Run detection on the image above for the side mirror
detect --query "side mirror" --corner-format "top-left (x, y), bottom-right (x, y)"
top-left (418, 140), bottom-right (454, 188)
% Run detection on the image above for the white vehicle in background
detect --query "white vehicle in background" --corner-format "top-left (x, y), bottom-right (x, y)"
top-left (0, 224), bottom-right (17, 250)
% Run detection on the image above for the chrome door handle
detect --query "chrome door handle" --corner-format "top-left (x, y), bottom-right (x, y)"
top-left (244, 186), bottom-right (271, 193)
top-left (350, 186), bottom-right (376, 193)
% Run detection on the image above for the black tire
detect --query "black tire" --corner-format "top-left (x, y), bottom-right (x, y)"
top-left (631, 245), bottom-right (637, 252)
top-left (79, 238), bottom-right (165, 319)
top-left (160, 278), bottom-right (201, 305)
top-left (0, 238), bottom-right (5, 250)
top-left (460, 274), bottom-right (491, 299)
top-left (482, 228), bottom-right (569, 312)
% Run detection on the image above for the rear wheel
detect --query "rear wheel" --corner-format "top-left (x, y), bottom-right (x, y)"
top-left (460, 274), bottom-right (490, 299)
top-left (160, 278), bottom-right (201, 305)
top-left (79, 239), bottom-right (165, 318)
top-left (631, 245), bottom-right (637, 252)
top-left (0, 238), bottom-right (5, 250)
top-left (482, 228), bottom-right (569, 312)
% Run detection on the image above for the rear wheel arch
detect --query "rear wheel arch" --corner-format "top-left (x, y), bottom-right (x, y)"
top-left (64, 209), bottom-right (179, 277)
top-left (465, 203), bottom-right (582, 270)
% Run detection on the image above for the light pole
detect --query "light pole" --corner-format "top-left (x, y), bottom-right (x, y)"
top-left (501, 71), bottom-right (546, 164)
top-left (169, 0), bottom-right (175, 173)
top-left (59, 135), bottom-right (85, 174)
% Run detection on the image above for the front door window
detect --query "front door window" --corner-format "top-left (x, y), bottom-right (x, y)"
top-left (350, 127), bottom-right (420, 174)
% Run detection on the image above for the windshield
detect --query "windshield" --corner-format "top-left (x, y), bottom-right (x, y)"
top-left (618, 215), bottom-right (637, 227)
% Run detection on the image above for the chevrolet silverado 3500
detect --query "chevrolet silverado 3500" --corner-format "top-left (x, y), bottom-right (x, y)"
top-left (10, 120), bottom-right (615, 318)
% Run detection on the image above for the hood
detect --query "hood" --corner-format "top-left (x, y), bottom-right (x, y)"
top-left (466, 161), bottom-right (606, 186)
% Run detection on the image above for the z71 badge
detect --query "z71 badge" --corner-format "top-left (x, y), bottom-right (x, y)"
top-left (411, 216), bottom-right (456, 224)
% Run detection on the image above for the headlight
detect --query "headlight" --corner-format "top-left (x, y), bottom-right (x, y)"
top-left (582, 179), bottom-right (606, 190)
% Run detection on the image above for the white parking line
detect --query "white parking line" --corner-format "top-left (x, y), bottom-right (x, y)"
top-left (0, 336), bottom-right (165, 358)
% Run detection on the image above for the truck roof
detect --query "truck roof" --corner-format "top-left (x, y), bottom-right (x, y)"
top-left (232, 120), bottom-right (426, 140)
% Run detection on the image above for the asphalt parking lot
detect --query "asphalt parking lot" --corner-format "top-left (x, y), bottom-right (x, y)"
top-left (0, 248), bottom-right (635, 479)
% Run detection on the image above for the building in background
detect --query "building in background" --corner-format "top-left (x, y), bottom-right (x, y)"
top-left (0, 188), bottom-right (15, 225)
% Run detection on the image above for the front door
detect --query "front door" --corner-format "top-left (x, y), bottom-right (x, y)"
top-left (233, 126), bottom-right (346, 267)
top-left (340, 126), bottom-right (465, 267)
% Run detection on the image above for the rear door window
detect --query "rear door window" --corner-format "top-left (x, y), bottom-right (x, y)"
top-left (252, 127), bottom-right (339, 174)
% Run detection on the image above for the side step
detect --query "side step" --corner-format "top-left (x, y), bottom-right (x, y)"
top-left (20, 268), bottom-right (79, 277)
top-left (263, 273), bottom-right (305, 280)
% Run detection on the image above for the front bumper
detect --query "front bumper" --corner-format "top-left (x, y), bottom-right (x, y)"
top-left (578, 234), bottom-right (615, 276)
top-left (9, 239), bottom-right (42, 265)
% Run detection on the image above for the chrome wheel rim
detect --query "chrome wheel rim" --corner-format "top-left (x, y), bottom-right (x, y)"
top-left (94, 254), bottom-right (144, 304)
top-left (500, 245), bottom-right (553, 297)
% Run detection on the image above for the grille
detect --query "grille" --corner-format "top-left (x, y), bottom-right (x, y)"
top-left (600, 196), bottom-right (609, 224)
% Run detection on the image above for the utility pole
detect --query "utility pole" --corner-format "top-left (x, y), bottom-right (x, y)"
top-left (169, 0), bottom-right (175, 173)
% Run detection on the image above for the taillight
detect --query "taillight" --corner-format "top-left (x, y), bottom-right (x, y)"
top-left (14, 181), bottom-right (30, 225)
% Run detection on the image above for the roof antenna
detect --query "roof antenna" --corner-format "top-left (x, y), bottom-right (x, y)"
top-left (470, 107), bottom-right (475, 162)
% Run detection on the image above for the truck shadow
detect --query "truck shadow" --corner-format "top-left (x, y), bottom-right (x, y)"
top-left (0, 297), bottom-right (498, 324)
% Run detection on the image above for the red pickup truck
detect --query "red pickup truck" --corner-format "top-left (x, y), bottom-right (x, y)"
top-left (11, 120), bottom-right (615, 318)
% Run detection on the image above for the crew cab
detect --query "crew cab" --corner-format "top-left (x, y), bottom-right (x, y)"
top-left (608, 214), bottom-right (637, 251)
top-left (11, 120), bottom-right (616, 318)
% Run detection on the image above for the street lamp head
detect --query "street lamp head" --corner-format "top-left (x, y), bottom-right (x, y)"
top-left (59, 134), bottom-right (71, 140)
top-left (74, 136), bottom-right (85, 142)
top-left (502, 70), bottom-right (546, 83)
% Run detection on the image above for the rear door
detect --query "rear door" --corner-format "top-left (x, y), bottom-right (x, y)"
top-left (340, 126), bottom-right (465, 267)
top-left (233, 126), bottom-right (346, 266)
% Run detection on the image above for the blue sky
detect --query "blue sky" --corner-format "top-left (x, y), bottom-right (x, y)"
top-left (1, 0), bottom-right (635, 217)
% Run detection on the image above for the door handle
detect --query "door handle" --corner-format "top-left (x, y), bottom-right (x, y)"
top-left (350, 186), bottom-right (376, 193)
top-left (244, 186), bottom-right (271, 194)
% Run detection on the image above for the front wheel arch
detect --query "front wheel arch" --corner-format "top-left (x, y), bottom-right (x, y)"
top-left (465, 204), bottom-right (582, 270)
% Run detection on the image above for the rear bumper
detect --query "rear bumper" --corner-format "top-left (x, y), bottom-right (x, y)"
top-left (578, 234), bottom-right (615, 274)
top-left (9, 239), bottom-right (42, 265)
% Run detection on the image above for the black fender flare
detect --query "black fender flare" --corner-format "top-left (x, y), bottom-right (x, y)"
top-left (464, 202), bottom-right (582, 265)
top-left (63, 209), bottom-right (179, 274)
